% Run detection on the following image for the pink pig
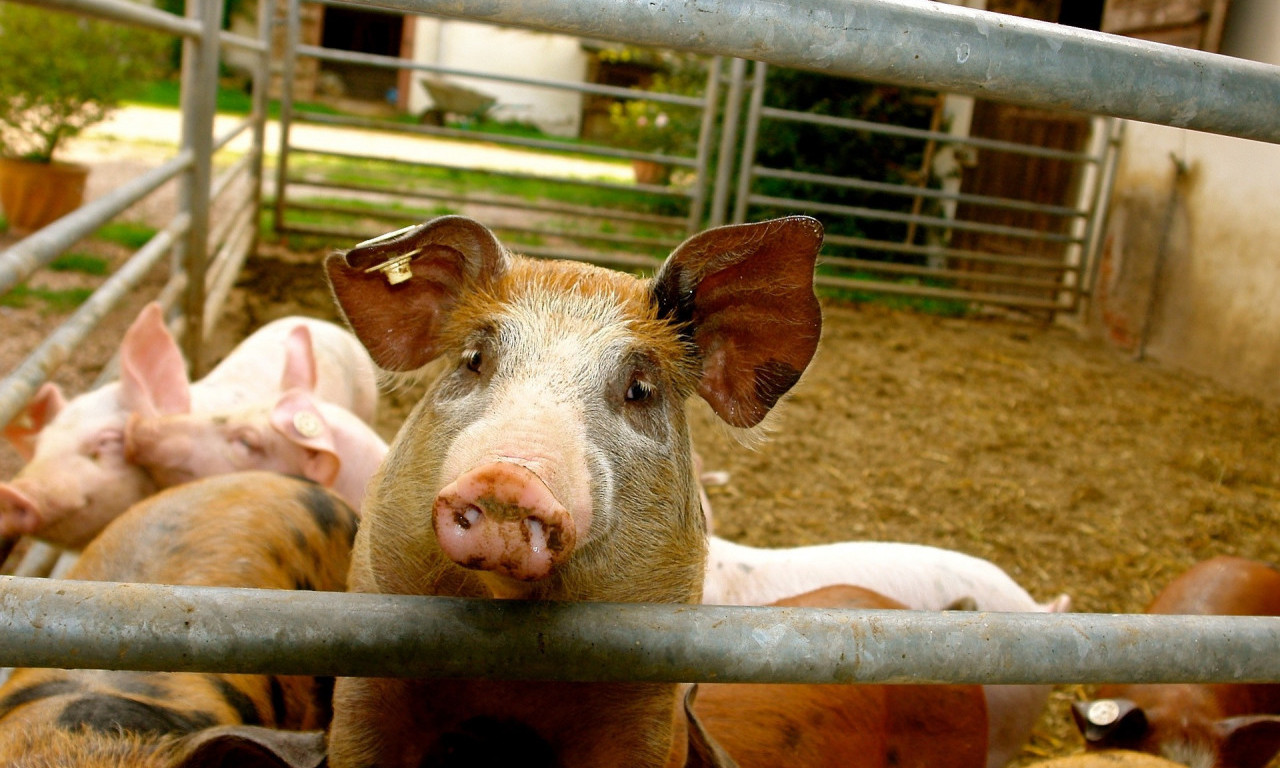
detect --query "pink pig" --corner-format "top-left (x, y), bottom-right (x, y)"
top-left (0, 303), bottom-right (378, 548)
top-left (125, 388), bottom-right (387, 511)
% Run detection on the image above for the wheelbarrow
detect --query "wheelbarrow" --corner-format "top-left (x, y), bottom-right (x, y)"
top-left (418, 76), bottom-right (498, 126)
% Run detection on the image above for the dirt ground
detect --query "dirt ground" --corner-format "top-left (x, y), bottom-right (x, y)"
top-left (2, 157), bottom-right (1278, 764)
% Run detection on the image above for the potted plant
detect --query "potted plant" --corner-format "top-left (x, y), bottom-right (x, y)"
top-left (604, 50), bottom-right (706, 186)
top-left (0, 4), bottom-right (165, 233)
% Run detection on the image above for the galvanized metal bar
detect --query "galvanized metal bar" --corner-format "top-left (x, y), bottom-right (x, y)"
top-left (752, 194), bottom-right (1085, 244)
top-left (731, 61), bottom-right (766, 224)
top-left (176, 0), bottom-right (223, 376)
top-left (709, 58), bottom-right (748, 227)
top-left (272, 0), bottom-right (302, 236)
top-left (819, 273), bottom-right (1069, 312)
top-left (823, 234), bottom-right (1075, 272)
top-left (0, 219), bottom-right (187, 429)
top-left (686, 56), bottom-right (724, 232)
top-left (8, 0), bottom-right (201, 36)
top-left (0, 153), bottom-right (192, 296)
top-left (202, 205), bottom-right (258, 338)
top-left (243, 0), bottom-right (271, 265)
top-left (760, 105), bottom-right (1100, 163)
top-left (210, 153), bottom-right (253, 207)
top-left (822, 255), bottom-right (1069, 290)
top-left (1080, 119), bottom-right (1127, 305)
top-left (295, 43), bottom-right (707, 108)
top-left (1, 577), bottom-right (1278, 685)
top-left (217, 29), bottom-right (266, 52)
top-left (294, 110), bottom-right (699, 168)
top-left (753, 166), bottom-right (1085, 219)
top-left (334, 0), bottom-right (1280, 145)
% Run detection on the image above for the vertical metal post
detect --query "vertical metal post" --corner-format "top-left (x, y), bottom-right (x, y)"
top-left (273, 0), bottom-right (301, 235)
top-left (686, 56), bottom-right (724, 234)
top-left (246, 0), bottom-right (275, 260)
top-left (709, 58), bottom-right (747, 228)
top-left (1076, 119), bottom-right (1125, 316)
top-left (731, 61), bottom-right (767, 224)
top-left (177, 0), bottom-right (222, 374)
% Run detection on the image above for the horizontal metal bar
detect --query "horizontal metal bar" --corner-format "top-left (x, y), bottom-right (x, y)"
top-left (751, 194), bottom-right (1084, 244)
top-left (1, 577), bottom-right (1277, 684)
top-left (760, 106), bottom-right (1098, 163)
top-left (294, 110), bottom-right (699, 168)
top-left (9, 0), bottom-right (201, 36)
top-left (753, 166), bottom-right (1086, 219)
top-left (822, 233), bottom-right (1075, 271)
top-left (333, 0), bottom-right (1280, 145)
top-left (818, 272), bottom-right (1068, 311)
top-left (218, 28), bottom-right (267, 52)
top-left (295, 44), bottom-right (707, 107)
top-left (820, 255), bottom-right (1067, 290)
top-left (0, 216), bottom-right (188, 428)
top-left (0, 152), bottom-right (193, 296)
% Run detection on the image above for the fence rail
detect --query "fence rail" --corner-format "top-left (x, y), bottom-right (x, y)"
top-left (3, 576), bottom-right (1279, 685)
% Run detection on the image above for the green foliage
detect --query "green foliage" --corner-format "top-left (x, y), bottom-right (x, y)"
top-left (604, 48), bottom-right (705, 157)
top-left (0, 285), bottom-right (94, 312)
top-left (95, 221), bottom-right (158, 249)
top-left (0, 5), bottom-right (168, 162)
top-left (49, 253), bottom-right (110, 276)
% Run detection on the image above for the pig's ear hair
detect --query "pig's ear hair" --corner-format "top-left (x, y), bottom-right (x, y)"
top-left (3, 382), bottom-right (67, 460)
top-left (172, 725), bottom-right (327, 768)
top-left (281, 325), bottom-right (318, 391)
top-left (270, 390), bottom-right (341, 487)
top-left (325, 216), bottom-right (510, 372)
top-left (118, 302), bottom-right (192, 417)
top-left (653, 216), bottom-right (823, 429)
top-left (1215, 715), bottom-right (1280, 768)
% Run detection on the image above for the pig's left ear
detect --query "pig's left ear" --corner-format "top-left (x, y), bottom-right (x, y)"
top-left (119, 302), bottom-right (192, 416)
top-left (653, 216), bottom-right (823, 428)
top-left (1215, 715), bottom-right (1280, 768)
top-left (270, 391), bottom-right (340, 487)
top-left (281, 325), bottom-right (318, 391)
top-left (325, 216), bottom-right (511, 372)
top-left (172, 725), bottom-right (326, 768)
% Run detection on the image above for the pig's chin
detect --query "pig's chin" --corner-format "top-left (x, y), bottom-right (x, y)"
top-left (475, 571), bottom-right (545, 600)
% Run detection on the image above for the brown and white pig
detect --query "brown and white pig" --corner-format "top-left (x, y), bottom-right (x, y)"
top-left (692, 583), bottom-right (988, 768)
top-left (0, 302), bottom-right (378, 548)
top-left (320, 214), bottom-right (825, 767)
top-left (0, 470), bottom-right (359, 768)
top-left (125, 388), bottom-right (388, 511)
top-left (1072, 555), bottom-right (1280, 768)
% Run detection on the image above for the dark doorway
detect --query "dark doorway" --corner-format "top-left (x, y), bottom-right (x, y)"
top-left (318, 6), bottom-right (404, 104)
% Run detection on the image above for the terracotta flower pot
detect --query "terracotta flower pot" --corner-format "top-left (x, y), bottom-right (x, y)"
top-left (631, 159), bottom-right (672, 186)
top-left (0, 156), bottom-right (90, 234)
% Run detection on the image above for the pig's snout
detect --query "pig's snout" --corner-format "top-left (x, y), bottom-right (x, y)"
top-left (0, 482), bottom-right (42, 536)
top-left (433, 462), bottom-right (576, 583)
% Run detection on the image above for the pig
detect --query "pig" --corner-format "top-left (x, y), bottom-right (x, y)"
top-left (692, 583), bottom-right (989, 768)
top-left (1072, 555), bottom-right (1280, 768)
top-left (0, 471), bottom-right (359, 768)
top-left (0, 302), bottom-right (378, 548)
top-left (317, 214), bottom-right (825, 767)
top-left (704, 535), bottom-right (1071, 768)
top-left (1025, 753), bottom-right (1188, 768)
top-left (125, 388), bottom-right (388, 511)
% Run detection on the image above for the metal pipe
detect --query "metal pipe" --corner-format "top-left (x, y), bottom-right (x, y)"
top-left (709, 58), bottom-right (747, 227)
top-left (9, 0), bottom-right (201, 36)
top-left (686, 56), bottom-right (723, 232)
top-left (0, 153), bottom-right (192, 296)
top-left (0, 220), bottom-right (186, 428)
top-left (731, 61), bottom-right (766, 223)
top-left (1, 577), bottom-right (1277, 685)
top-left (333, 0), bottom-right (1280, 145)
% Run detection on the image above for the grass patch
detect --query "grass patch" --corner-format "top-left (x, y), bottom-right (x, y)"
top-left (1, 285), bottom-right (94, 312)
top-left (49, 253), bottom-right (110, 275)
top-left (95, 221), bottom-right (158, 249)
top-left (129, 78), bottom-right (351, 119)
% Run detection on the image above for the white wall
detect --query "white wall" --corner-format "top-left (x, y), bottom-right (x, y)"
top-left (1088, 0), bottom-right (1280, 403)
top-left (406, 18), bottom-right (588, 137)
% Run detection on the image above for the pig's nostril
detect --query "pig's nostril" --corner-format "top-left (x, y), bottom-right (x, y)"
top-left (454, 505), bottom-right (483, 530)
top-left (525, 517), bottom-right (546, 554)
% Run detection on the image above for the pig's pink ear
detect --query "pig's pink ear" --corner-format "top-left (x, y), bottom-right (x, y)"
top-left (118, 302), bottom-right (192, 416)
top-left (3, 382), bottom-right (67, 460)
top-left (1215, 715), bottom-right (1280, 768)
top-left (653, 216), bottom-right (823, 428)
top-left (270, 391), bottom-right (340, 487)
top-left (172, 725), bottom-right (326, 768)
top-left (281, 325), bottom-right (318, 391)
top-left (325, 216), bottom-right (510, 372)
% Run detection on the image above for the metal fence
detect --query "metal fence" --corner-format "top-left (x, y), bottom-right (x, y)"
top-left (0, 0), bottom-right (1278, 691)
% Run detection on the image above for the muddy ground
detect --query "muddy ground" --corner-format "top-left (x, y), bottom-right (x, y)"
top-left (3, 200), bottom-right (1278, 764)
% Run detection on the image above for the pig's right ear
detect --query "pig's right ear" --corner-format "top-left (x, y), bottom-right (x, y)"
top-left (270, 391), bottom-right (340, 487)
top-left (3, 382), bottom-right (66, 460)
top-left (325, 216), bottom-right (510, 372)
top-left (653, 216), bottom-right (823, 428)
top-left (118, 302), bottom-right (192, 416)
top-left (172, 725), bottom-right (326, 768)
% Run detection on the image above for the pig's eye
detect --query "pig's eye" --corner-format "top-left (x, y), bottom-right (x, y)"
top-left (232, 430), bottom-right (263, 455)
top-left (625, 378), bottom-right (653, 403)
top-left (88, 431), bottom-right (124, 461)
top-left (465, 349), bottom-right (483, 373)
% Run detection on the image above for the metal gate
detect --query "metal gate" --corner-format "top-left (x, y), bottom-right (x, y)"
top-left (271, 3), bottom-right (1120, 314)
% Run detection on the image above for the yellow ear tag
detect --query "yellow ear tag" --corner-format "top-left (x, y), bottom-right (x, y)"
top-left (292, 411), bottom-right (324, 439)
top-left (363, 249), bottom-right (419, 286)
